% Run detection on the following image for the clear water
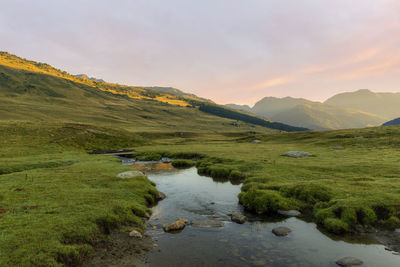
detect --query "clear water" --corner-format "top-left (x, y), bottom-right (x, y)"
top-left (134, 164), bottom-right (400, 267)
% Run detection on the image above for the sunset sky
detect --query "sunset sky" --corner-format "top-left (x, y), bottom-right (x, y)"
top-left (1, 0), bottom-right (400, 105)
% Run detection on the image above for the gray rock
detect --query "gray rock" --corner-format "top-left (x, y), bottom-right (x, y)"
top-left (282, 151), bottom-right (312, 158)
top-left (272, 226), bottom-right (292, 236)
top-left (129, 230), bottom-right (143, 238)
top-left (231, 212), bottom-right (248, 224)
top-left (155, 191), bottom-right (166, 201)
top-left (163, 218), bottom-right (188, 232)
top-left (191, 219), bottom-right (224, 228)
top-left (278, 210), bottom-right (301, 217)
top-left (252, 140), bottom-right (261, 144)
top-left (116, 170), bottom-right (145, 179)
top-left (333, 146), bottom-right (344, 150)
top-left (356, 136), bottom-right (364, 139)
top-left (161, 157), bottom-right (172, 163)
top-left (335, 257), bottom-right (363, 266)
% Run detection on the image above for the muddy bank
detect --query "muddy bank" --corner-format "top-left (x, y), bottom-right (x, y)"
top-left (83, 228), bottom-right (153, 267)
top-left (371, 230), bottom-right (400, 254)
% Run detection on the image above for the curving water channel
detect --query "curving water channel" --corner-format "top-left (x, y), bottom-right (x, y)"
top-left (132, 163), bottom-right (399, 267)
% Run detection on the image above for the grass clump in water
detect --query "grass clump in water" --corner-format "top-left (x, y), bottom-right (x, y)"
top-left (239, 188), bottom-right (294, 214)
top-left (172, 159), bottom-right (195, 168)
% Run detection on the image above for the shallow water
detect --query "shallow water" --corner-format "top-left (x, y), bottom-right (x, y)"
top-left (135, 164), bottom-right (399, 267)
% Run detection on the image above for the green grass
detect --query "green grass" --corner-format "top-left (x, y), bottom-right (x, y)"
top-left (0, 122), bottom-right (157, 266)
top-left (171, 159), bottom-right (196, 169)
top-left (137, 125), bottom-right (400, 234)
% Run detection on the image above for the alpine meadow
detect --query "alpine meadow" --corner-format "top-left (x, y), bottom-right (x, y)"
top-left (2, 1), bottom-right (400, 266)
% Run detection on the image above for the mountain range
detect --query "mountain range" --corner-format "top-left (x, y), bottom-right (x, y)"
top-left (227, 89), bottom-right (400, 130)
top-left (0, 51), bottom-right (305, 133)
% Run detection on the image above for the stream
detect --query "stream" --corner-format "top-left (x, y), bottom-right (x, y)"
top-left (131, 162), bottom-right (399, 267)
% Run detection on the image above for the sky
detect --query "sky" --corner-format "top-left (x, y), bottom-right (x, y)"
top-left (1, 0), bottom-right (400, 106)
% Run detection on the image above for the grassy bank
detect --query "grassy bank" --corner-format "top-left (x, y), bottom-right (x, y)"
top-left (2, 120), bottom-right (400, 266)
top-left (137, 125), bottom-right (400, 234)
top-left (0, 122), bottom-right (157, 266)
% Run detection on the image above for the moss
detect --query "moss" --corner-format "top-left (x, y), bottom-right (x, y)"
top-left (383, 216), bottom-right (400, 230)
top-left (172, 159), bottom-right (195, 168)
top-left (170, 152), bottom-right (205, 159)
top-left (314, 207), bottom-right (335, 224)
top-left (239, 189), bottom-right (290, 214)
top-left (135, 152), bottom-right (162, 161)
top-left (323, 218), bottom-right (349, 234)
top-left (358, 207), bottom-right (377, 225)
top-left (209, 166), bottom-right (231, 179)
top-left (281, 184), bottom-right (332, 204)
top-left (341, 207), bottom-right (357, 225)
top-left (229, 169), bottom-right (245, 180)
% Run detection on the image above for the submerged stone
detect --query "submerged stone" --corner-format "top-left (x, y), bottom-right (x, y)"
top-left (231, 212), bottom-right (248, 224)
top-left (116, 170), bottom-right (145, 179)
top-left (272, 226), bottom-right (292, 236)
top-left (191, 219), bottom-right (224, 228)
top-left (335, 257), bottom-right (363, 266)
top-left (282, 151), bottom-right (312, 158)
top-left (277, 210), bottom-right (301, 217)
top-left (163, 218), bottom-right (188, 232)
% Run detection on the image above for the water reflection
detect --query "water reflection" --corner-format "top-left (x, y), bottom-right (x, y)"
top-left (131, 165), bottom-right (399, 267)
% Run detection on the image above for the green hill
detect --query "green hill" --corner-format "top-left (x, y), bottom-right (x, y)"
top-left (383, 118), bottom-right (400, 126)
top-left (271, 103), bottom-right (385, 130)
top-left (228, 95), bottom-right (386, 130)
top-left (0, 51), bottom-right (304, 133)
top-left (325, 89), bottom-right (400, 120)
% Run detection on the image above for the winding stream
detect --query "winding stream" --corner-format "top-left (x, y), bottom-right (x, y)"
top-left (132, 163), bottom-right (399, 267)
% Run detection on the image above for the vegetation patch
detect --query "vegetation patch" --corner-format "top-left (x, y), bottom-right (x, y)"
top-left (0, 122), bottom-right (158, 266)
top-left (172, 159), bottom-right (196, 169)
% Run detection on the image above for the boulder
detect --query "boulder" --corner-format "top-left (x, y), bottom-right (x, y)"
top-left (283, 151), bottom-right (312, 158)
top-left (252, 140), bottom-right (261, 144)
top-left (333, 146), bottom-right (344, 150)
top-left (116, 170), bottom-right (145, 179)
top-left (129, 230), bottom-right (143, 239)
top-left (272, 226), bottom-right (292, 236)
top-left (155, 192), bottom-right (166, 201)
top-left (278, 210), bottom-right (301, 217)
top-left (163, 218), bottom-right (188, 232)
top-left (335, 257), bottom-right (363, 267)
top-left (191, 219), bottom-right (224, 228)
top-left (231, 212), bottom-right (248, 224)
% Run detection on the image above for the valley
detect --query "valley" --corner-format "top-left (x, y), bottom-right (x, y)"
top-left (1, 52), bottom-right (400, 266)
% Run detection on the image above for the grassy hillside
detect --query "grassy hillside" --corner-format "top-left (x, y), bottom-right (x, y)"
top-left (229, 95), bottom-right (386, 130)
top-left (383, 118), bottom-right (400, 126)
top-left (0, 65), bottom-right (274, 134)
top-left (252, 96), bottom-right (313, 117)
top-left (325, 89), bottom-right (400, 120)
top-left (272, 103), bottom-right (385, 130)
top-left (0, 51), bottom-right (305, 133)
